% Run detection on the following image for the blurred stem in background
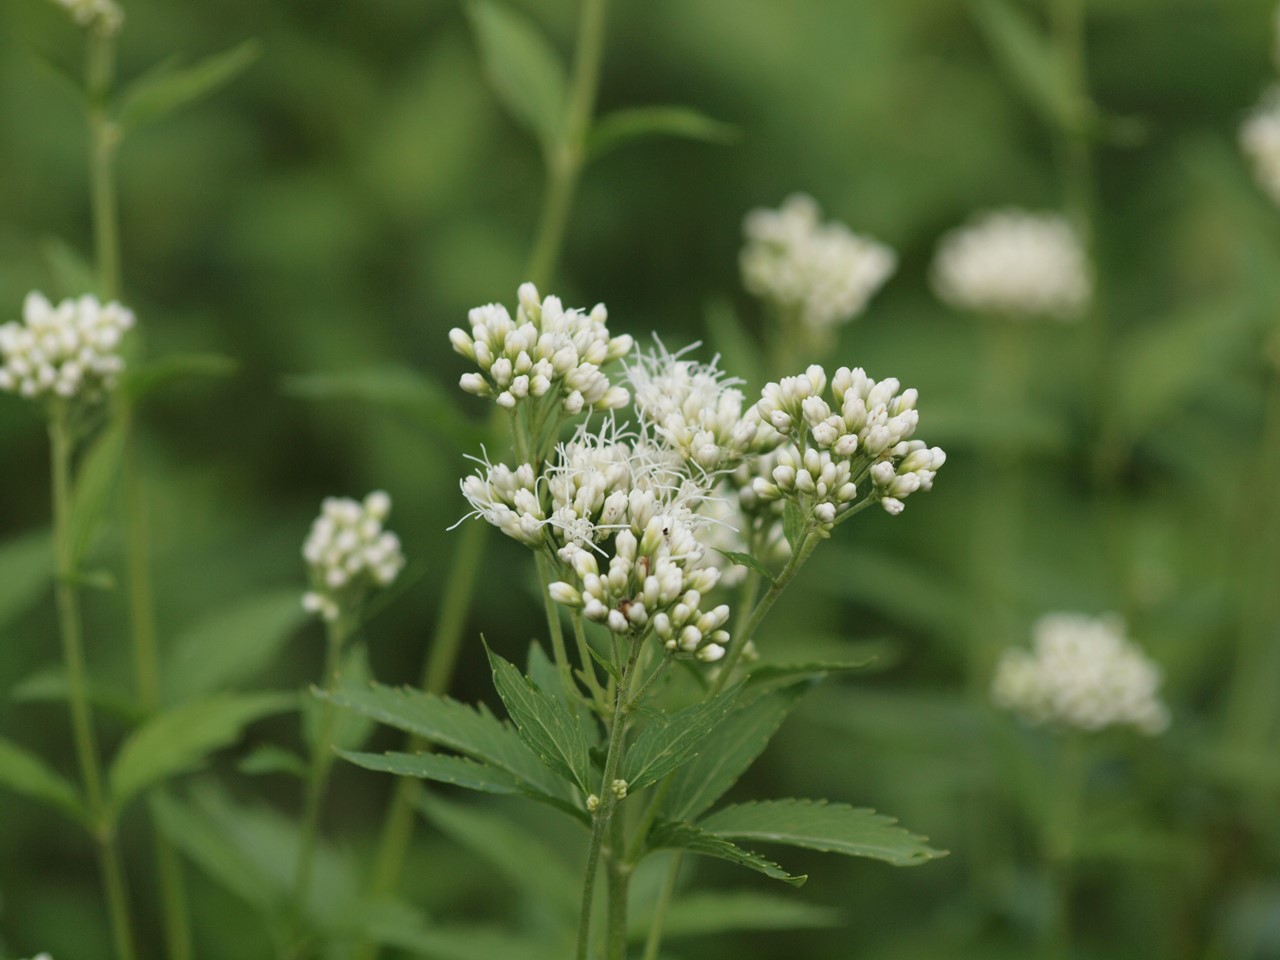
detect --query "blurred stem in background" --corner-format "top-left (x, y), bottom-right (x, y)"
top-left (358, 0), bottom-right (612, 947)
top-left (50, 404), bottom-right (138, 960)
top-left (1044, 734), bottom-right (1086, 960)
top-left (85, 21), bottom-right (195, 960)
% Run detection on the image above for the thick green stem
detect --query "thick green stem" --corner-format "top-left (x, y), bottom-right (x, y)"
top-left (524, 0), bottom-right (609, 286)
top-left (290, 619), bottom-right (349, 950)
top-left (51, 409), bottom-right (138, 960)
top-left (577, 638), bottom-right (642, 960)
top-left (605, 808), bottom-right (630, 960)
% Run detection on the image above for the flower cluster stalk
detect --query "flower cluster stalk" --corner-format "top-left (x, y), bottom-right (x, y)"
top-left (51, 407), bottom-right (138, 960)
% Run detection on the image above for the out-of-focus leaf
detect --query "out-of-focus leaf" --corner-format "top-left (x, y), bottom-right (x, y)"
top-left (782, 501), bottom-right (806, 552)
top-left (321, 682), bottom-right (577, 814)
top-left (628, 890), bottom-right (840, 940)
top-left (123, 353), bottom-right (238, 401)
top-left (341, 749), bottom-right (524, 795)
top-left (486, 645), bottom-right (593, 795)
top-left (747, 658), bottom-right (877, 683)
top-left (587, 106), bottom-right (738, 161)
top-left (282, 366), bottom-right (479, 450)
top-left (0, 530), bottom-right (53, 629)
top-left (351, 897), bottom-right (561, 960)
top-left (970, 0), bottom-right (1081, 131)
top-left (0, 736), bottom-right (86, 825)
top-left (116, 40), bottom-right (261, 131)
top-left (109, 692), bottom-right (294, 812)
top-left (650, 821), bottom-right (806, 886)
top-left (237, 744), bottom-right (308, 778)
top-left (32, 50), bottom-right (85, 105)
top-left (414, 792), bottom-right (579, 917)
top-left (705, 299), bottom-right (763, 396)
top-left (465, 0), bottom-right (566, 155)
top-left (164, 589), bottom-right (308, 703)
top-left (699, 799), bottom-right (945, 866)
top-left (306, 642), bottom-right (376, 753)
top-left (623, 686), bottom-right (741, 794)
top-left (10, 665), bottom-right (144, 724)
top-left (69, 419), bottom-right (127, 565)
top-left (40, 237), bottom-right (98, 299)
top-left (661, 682), bottom-right (811, 823)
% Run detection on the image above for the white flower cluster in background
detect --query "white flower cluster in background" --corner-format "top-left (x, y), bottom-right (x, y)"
top-left (752, 365), bottom-right (945, 528)
top-left (932, 209), bottom-right (1091, 320)
top-left (991, 613), bottom-right (1170, 735)
top-left (450, 282), bottom-right (633, 414)
top-left (741, 194), bottom-right (896, 337)
top-left (627, 341), bottom-right (781, 474)
top-left (302, 492), bottom-right (404, 622)
top-left (1241, 87), bottom-right (1280, 207)
top-left (49, 0), bottom-right (123, 32)
top-left (0, 292), bottom-right (134, 403)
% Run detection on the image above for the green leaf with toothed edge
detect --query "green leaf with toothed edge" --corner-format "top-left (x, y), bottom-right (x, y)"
top-left (340, 749), bottom-right (525, 796)
top-left (650, 821), bottom-right (807, 886)
top-left (698, 799), bottom-right (945, 866)
top-left (486, 644), bottom-right (592, 795)
top-left (622, 685), bottom-right (742, 794)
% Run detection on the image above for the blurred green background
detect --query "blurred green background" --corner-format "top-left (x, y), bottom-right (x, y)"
top-left (2, 0), bottom-right (1279, 958)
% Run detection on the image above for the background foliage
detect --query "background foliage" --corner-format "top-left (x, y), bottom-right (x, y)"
top-left (1, 0), bottom-right (1279, 958)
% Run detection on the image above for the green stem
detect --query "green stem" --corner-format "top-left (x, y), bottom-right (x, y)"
top-left (572, 609), bottom-right (610, 709)
top-left (51, 408), bottom-right (138, 960)
top-left (1045, 734), bottom-right (1086, 960)
top-left (577, 638), bottom-right (642, 960)
top-left (87, 27), bottom-right (120, 300)
top-left (524, 0), bottom-right (609, 287)
top-left (537, 550), bottom-right (580, 701)
top-left (605, 808), bottom-right (630, 960)
top-left (290, 618), bottom-right (350, 951)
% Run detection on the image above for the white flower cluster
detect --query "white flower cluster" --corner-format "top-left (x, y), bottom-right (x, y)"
top-left (450, 283), bottom-right (633, 414)
top-left (1242, 87), bottom-right (1280, 207)
top-left (991, 613), bottom-right (1170, 735)
top-left (627, 341), bottom-right (781, 474)
top-left (49, 0), bottom-right (123, 32)
top-left (931, 209), bottom-right (1091, 320)
top-left (301, 492), bottom-right (404, 622)
top-left (0, 292), bottom-right (134, 402)
top-left (741, 194), bottom-right (896, 337)
top-left (751, 365), bottom-right (945, 528)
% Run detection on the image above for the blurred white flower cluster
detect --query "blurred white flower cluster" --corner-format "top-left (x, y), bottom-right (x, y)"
top-left (1242, 87), bottom-right (1280, 207)
top-left (0, 292), bottom-right (134, 403)
top-left (741, 194), bottom-right (896, 339)
top-left (752, 364), bottom-right (945, 528)
top-left (49, 0), bottom-right (123, 33)
top-left (627, 341), bottom-right (781, 474)
top-left (932, 210), bottom-right (1091, 320)
top-left (450, 282), bottom-right (633, 414)
top-left (302, 492), bottom-right (404, 623)
top-left (991, 613), bottom-right (1170, 735)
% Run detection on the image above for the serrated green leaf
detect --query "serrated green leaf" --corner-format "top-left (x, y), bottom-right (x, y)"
top-left (282, 366), bottom-right (479, 450)
top-left (486, 645), bottom-right (592, 795)
top-left (699, 799), bottom-right (945, 866)
top-left (341, 749), bottom-right (524, 795)
top-left (465, 0), bottom-right (567, 155)
top-left (661, 682), bottom-right (810, 823)
top-left (0, 529), bottom-right (53, 629)
top-left (165, 589), bottom-right (308, 703)
top-left (117, 40), bottom-right (261, 131)
top-left (622, 686), bottom-right (741, 794)
top-left (10, 664), bottom-right (145, 724)
top-left (109, 692), bottom-right (294, 812)
top-left (970, 0), bottom-right (1081, 131)
top-left (238, 744), bottom-right (308, 778)
top-left (650, 821), bottom-right (806, 886)
top-left (69, 419), bottom-right (127, 566)
top-left (587, 105), bottom-right (737, 161)
top-left (0, 736), bottom-right (86, 825)
top-left (628, 890), bottom-right (840, 940)
top-left (713, 548), bottom-right (776, 585)
top-left (123, 353), bottom-right (238, 401)
top-left (414, 792), bottom-right (579, 917)
top-left (322, 682), bottom-right (575, 810)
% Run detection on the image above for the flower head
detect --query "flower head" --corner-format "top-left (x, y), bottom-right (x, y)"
top-left (1242, 87), bottom-right (1280, 208)
top-left (931, 209), bottom-right (1091, 320)
top-left (626, 340), bottom-right (782, 474)
top-left (741, 194), bottom-right (896, 341)
top-left (449, 283), bottom-right (632, 414)
top-left (302, 492), bottom-right (404, 622)
top-left (751, 365), bottom-right (945, 529)
top-left (0, 292), bottom-right (134, 404)
top-left (991, 613), bottom-right (1170, 735)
